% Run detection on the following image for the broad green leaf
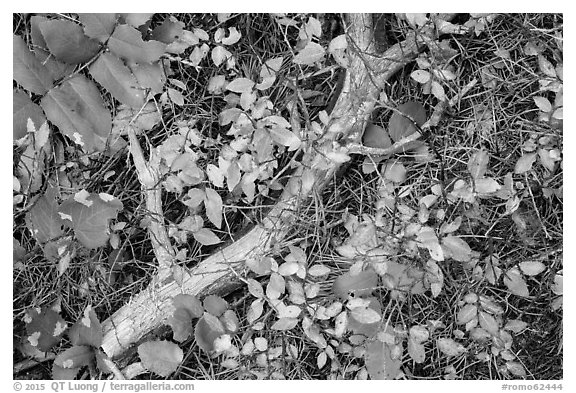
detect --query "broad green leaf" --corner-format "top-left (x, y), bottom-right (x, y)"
top-left (30, 16), bottom-right (75, 80)
top-left (533, 96), bottom-right (552, 112)
top-left (203, 295), bottom-right (228, 317)
top-left (247, 279), bottom-right (265, 299)
top-left (173, 294), bottom-right (204, 318)
top-left (515, 153), bottom-right (538, 174)
top-left (518, 260), bottom-right (546, 276)
top-left (436, 338), bottom-right (466, 357)
top-left (365, 340), bottom-right (402, 380)
top-left (221, 310), bottom-right (240, 333)
top-left (168, 88), bottom-right (185, 106)
top-left (13, 90), bottom-right (46, 141)
top-left (506, 361), bottom-right (527, 377)
top-left (25, 186), bottom-right (63, 243)
top-left (167, 307), bottom-right (194, 342)
top-left (504, 319), bottom-right (528, 333)
top-left (226, 77), bottom-right (255, 93)
top-left (278, 261), bottom-right (299, 276)
top-left (271, 317), bottom-right (299, 331)
top-left (129, 62), bottom-right (166, 94)
top-left (442, 235), bottom-right (472, 262)
top-left (411, 69), bottom-right (431, 84)
top-left (382, 160), bottom-right (407, 183)
top-left (112, 103), bottom-right (162, 135)
top-left (388, 101), bottom-right (426, 143)
top-left (25, 307), bottom-right (67, 352)
top-left (138, 340), bottom-right (183, 377)
top-left (38, 19), bottom-right (100, 64)
top-left (503, 267), bottom-right (530, 297)
top-left (408, 339), bottom-right (426, 363)
top-left (79, 14), bottom-right (118, 42)
top-left (211, 45), bottom-right (232, 66)
top-left (293, 41), bottom-right (325, 65)
top-left (332, 270), bottom-right (378, 300)
top-left (195, 313), bottom-right (225, 352)
top-left (417, 226), bottom-right (444, 261)
top-left (151, 17), bottom-right (184, 44)
top-left (409, 325), bottom-right (429, 343)
top-left (13, 35), bottom-right (54, 94)
top-left (266, 272), bottom-right (286, 300)
top-left (350, 307), bottom-right (381, 324)
top-left (308, 264), bottom-right (331, 277)
top-left (269, 126), bottom-right (301, 150)
top-left (53, 345), bottom-right (94, 370)
top-left (108, 24), bottom-right (166, 64)
top-left (475, 177), bottom-right (501, 194)
top-left (193, 228), bottom-right (221, 246)
top-left (468, 149), bottom-right (489, 179)
top-left (247, 299), bottom-right (264, 323)
top-left (68, 305), bottom-right (103, 348)
top-left (58, 192), bottom-right (123, 249)
top-left (478, 311), bottom-right (499, 336)
top-left (204, 188), bottom-right (223, 229)
top-left (89, 52), bottom-right (146, 109)
top-left (52, 364), bottom-right (80, 380)
top-left (457, 304), bottom-right (477, 325)
top-left (41, 75), bottom-right (112, 152)
top-left (120, 13), bottom-right (154, 28)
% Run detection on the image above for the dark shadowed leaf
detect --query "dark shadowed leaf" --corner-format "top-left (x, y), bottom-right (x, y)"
top-left (58, 192), bottom-right (123, 249)
top-left (39, 19), bottom-right (100, 64)
top-left (40, 75), bottom-right (112, 152)
top-left (25, 307), bottom-right (67, 352)
top-left (79, 13), bottom-right (118, 42)
top-left (13, 90), bottom-right (46, 140)
top-left (90, 52), bottom-right (147, 109)
top-left (68, 305), bottom-right (103, 347)
top-left (25, 186), bottom-right (63, 243)
top-left (108, 24), bottom-right (166, 64)
top-left (13, 35), bottom-right (54, 94)
top-left (138, 340), bottom-right (183, 377)
top-left (54, 345), bottom-right (94, 370)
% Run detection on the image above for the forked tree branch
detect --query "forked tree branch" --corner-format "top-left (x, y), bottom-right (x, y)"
top-left (101, 13), bottom-right (456, 359)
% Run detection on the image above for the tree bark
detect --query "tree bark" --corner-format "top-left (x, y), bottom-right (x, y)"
top-left (101, 13), bottom-right (449, 359)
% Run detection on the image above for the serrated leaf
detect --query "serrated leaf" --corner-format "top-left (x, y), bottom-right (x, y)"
top-left (138, 340), bottom-right (183, 377)
top-left (54, 345), bottom-right (94, 370)
top-left (108, 24), bottom-right (166, 63)
top-left (58, 192), bottom-right (123, 249)
top-left (79, 13), bottom-right (117, 42)
top-left (411, 69), bottom-right (431, 84)
top-left (130, 62), bottom-right (166, 94)
top-left (271, 317), bottom-right (299, 331)
top-left (442, 235), bottom-right (472, 262)
top-left (25, 307), bottom-right (67, 352)
top-left (293, 41), bottom-right (325, 65)
top-left (515, 153), bottom-right (537, 174)
top-left (468, 149), bottom-right (489, 179)
top-left (25, 186), bottom-right (63, 243)
top-left (41, 75), bottom-right (112, 152)
top-left (193, 228), bottom-right (221, 246)
top-left (39, 19), bottom-right (100, 64)
top-left (436, 338), bottom-right (466, 357)
top-left (204, 188), bottom-right (223, 229)
top-left (13, 35), bottom-right (54, 94)
top-left (89, 52), bottom-right (146, 109)
top-left (203, 295), bottom-right (228, 317)
top-left (518, 261), bottom-right (546, 276)
top-left (68, 305), bottom-right (102, 347)
top-left (503, 267), bottom-right (530, 297)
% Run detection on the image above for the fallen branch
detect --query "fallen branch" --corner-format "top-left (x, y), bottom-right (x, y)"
top-left (101, 13), bottom-right (455, 359)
